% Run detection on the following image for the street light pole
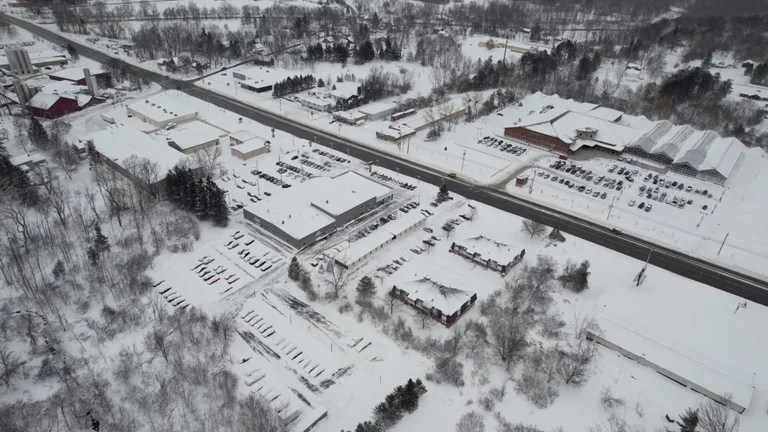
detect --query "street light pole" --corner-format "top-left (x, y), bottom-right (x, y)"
top-left (607, 196), bottom-right (616, 220)
top-left (461, 150), bottom-right (466, 172)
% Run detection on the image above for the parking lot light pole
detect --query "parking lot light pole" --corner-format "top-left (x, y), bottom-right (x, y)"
top-left (607, 196), bottom-right (617, 220)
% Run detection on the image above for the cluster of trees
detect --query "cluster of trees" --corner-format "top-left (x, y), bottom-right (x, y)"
top-left (132, 22), bottom-right (250, 67)
top-left (350, 379), bottom-right (427, 432)
top-left (165, 166), bottom-right (230, 227)
top-left (658, 67), bottom-right (732, 104)
top-left (305, 42), bottom-right (350, 64)
top-left (749, 62), bottom-right (768, 86)
top-left (354, 35), bottom-right (402, 64)
top-left (360, 67), bottom-right (413, 102)
top-left (272, 74), bottom-right (317, 98)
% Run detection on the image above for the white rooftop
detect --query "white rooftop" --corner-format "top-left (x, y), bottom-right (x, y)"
top-left (9, 152), bottom-right (46, 166)
top-left (299, 95), bottom-right (332, 107)
top-left (454, 235), bottom-right (522, 265)
top-left (49, 67), bottom-right (104, 81)
top-left (337, 212), bottom-right (425, 266)
top-left (395, 277), bottom-right (475, 315)
top-left (158, 121), bottom-right (223, 151)
top-left (233, 139), bottom-right (269, 154)
top-left (128, 93), bottom-right (197, 124)
top-left (596, 283), bottom-right (760, 412)
top-left (85, 126), bottom-right (187, 176)
top-left (358, 101), bottom-right (396, 117)
top-left (333, 110), bottom-right (367, 122)
top-left (230, 130), bottom-right (257, 142)
top-left (245, 171), bottom-right (391, 241)
top-left (311, 171), bottom-right (391, 217)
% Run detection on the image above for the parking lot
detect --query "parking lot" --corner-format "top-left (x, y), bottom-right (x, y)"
top-left (476, 135), bottom-right (529, 157)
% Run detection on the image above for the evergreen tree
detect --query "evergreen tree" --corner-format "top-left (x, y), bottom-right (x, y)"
top-left (206, 177), bottom-right (229, 227)
top-left (744, 62), bottom-right (754, 76)
top-left (701, 52), bottom-right (713, 69)
top-left (529, 23), bottom-right (542, 42)
top-left (437, 183), bottom-right (449, 202)
top-left (573, 260), bottom-right (590, 292)
top-left (591, 51), bottom-right (602, 71)
top-left (28, 116), bottom-right (49, 150)
top-left (52, 259), bottom-right (65, 280)
top-left (317, 79), bottom-right (325, 88)
top-left (288, 256), bottom-right (301, 281)
top-left (751, 62), bottom-right (768, 85)
top-left (677, 408), bottom-right (699, 432)
top-left (576, 55), bottom-right (592, 81)
top-left (356, 276), bottom-right (376, 304)
top-left (66, 43), bottom-right (79, 61)
top-left (93, 224), bottom-right (110, 255)
top-left (356, 40), bottom-right (376, 64)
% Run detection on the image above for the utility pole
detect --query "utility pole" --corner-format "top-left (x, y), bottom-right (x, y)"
top-left (461, 150), bottom-right (467, 172)
top-left (718, 232), bottom-right (729, 256)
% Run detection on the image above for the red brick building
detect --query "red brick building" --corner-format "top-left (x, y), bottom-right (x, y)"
top-left (504, 126), bottom-right (571, 154)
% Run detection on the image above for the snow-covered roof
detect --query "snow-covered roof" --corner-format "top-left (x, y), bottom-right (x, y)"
top-left (299, 95), bottom-right (332, 107)
top-left (9, 152), bottom-right (45, 166)
top-left (394, 277), bottom-right (475, 316)
top-left (596, 315), bottom-right (753, 411)
top-left (85, 126), bottom-right (187, 176)
top-left (233, 140), bottom-right (268, 154)
top-left (628, 121), bottom-right (745, 178)
top-left (128, 93), bottom-right (197, 124)
top-left (358, 101), bottom-right (396, 117)
top-left (311, 171), bottom-right (392, 217)
top-left (327, 81), bottom-right (358, 100)
top-left (454, 235), bottom-right (522, 265)
top-left (158, 121), bottom-right (223, 151)
top-left (41, 81), bottom-right (88, 94)
top-left (244, 171), bottom-right (392, 241)
top-left (337, 212), bottom-right (425, 267)
top-left (333, 110), bottom-right (367, 122)
top-left (230, 130), bottom-right (257, 142)
top-left (48, 67), bottom-right (104, 82)
top-left (27, 92), bottom-right (62, 110)
top-left (587, 106), bottom-right (624, 122)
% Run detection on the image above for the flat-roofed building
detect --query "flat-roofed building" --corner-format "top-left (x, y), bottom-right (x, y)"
top-left (232, 140), bottom-right (271, 160)
top-left (128, 93), bottom-right (198, 128)
top-left (243, 171), bottom-right (393, 248)
top-left (158, 121), bottom-right (224, 154)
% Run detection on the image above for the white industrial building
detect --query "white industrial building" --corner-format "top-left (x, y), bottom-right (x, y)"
top-left (84, 126), bottom-right (188, 194)
top-left (244, 171), bottom-right (393, 248)
top-left (158, 121), bottom-right (225, 154)
top-left (128, 93), bottom-right (198, 128)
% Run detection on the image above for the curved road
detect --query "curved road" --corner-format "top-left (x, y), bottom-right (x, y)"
top-left (4, 13), bottom-right (768, 305)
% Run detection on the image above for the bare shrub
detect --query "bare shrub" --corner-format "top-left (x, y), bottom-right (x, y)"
top-left (456, 411), bottom-right (485, 432)
top-left (601, 386), bottom-right (625, 410)
top-left (426, 356), bottom-right (465, 387)
top-left (697, 397), bottom-right (740, 432)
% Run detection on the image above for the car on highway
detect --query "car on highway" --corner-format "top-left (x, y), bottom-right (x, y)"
top-left (447, 173), bottom-right (457, 178)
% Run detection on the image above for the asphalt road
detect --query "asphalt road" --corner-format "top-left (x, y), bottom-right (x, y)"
top-left (5, 13), bottom-right (768, 305)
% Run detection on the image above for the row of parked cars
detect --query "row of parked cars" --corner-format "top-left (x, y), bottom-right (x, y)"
top-left (477, 136), bottom-right (527, 156)
top-left (370, 171), bottom-right (418, 191)
top-left (276, 160), bottom-right (312, 181)
top-left (251, 169), bottom-right (291, 188)
top-left (297, 157), bottom-right (331, 172)
top-left (312, 148), bottom-right (349, 164)
top-left (538, 171), bottom-right (610, 199)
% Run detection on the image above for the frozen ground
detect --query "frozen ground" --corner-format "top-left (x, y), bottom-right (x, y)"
top-left (4, 86), bottom-right (767, 432)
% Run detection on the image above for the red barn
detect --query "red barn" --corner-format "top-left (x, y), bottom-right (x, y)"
top-left (27, 92), bottom-right (104, 119)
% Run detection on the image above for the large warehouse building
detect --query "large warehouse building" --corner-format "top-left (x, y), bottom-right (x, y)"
top-left (502, 92), bottom-right (745, 184)
top-left (84, 126), bottom-right (188, 195)
top-left (128, 93), bottom-right (198, 128)
top-left (243, 171), bottom-right (393, 248)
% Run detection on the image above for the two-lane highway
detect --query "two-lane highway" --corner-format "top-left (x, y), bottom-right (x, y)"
top-left (4, 13), bottom-right (767, 305)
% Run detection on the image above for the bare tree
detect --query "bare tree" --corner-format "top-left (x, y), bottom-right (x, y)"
top-left (144, 327), bottom-right (171, 363)
top-left (0, 194), bottom-right (33, 248)
top-left (488, 305), bottom-right (531, 369)
top-left (557, 315), bottom-right (600, 386)
top-left (521, 219), bottom-right (547, 238)
top-left (323, 261), bottom-right (351, 300)
top-left (0, 344), bottom-right (24, 388)
top-left (193, 145), bottom-right (224, 179)
top-left (40, 171), bottom-right (71, 228)
top-left (588, 413), bottom-right (645, 432)
top-left (697, 397), bottom-right (740, 432)
top-left (456, 411), bottom-right (485, 432)
top-left (237, 394), bottom-right (288, 432)
top-left (93, 164), bottom-right (128, 227)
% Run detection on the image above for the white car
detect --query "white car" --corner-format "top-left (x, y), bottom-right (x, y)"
top-left (628, 200), bottom-right (636, 207)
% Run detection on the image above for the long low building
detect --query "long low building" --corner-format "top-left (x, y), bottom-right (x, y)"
top-left (335, 212), bottom-right (426, 269)
top-left (449, 236), bottom-right (525, 275)
top-left (244, 171), bottom-right (393, 248)
top-left (158, 121), bottom-right (225, 154)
